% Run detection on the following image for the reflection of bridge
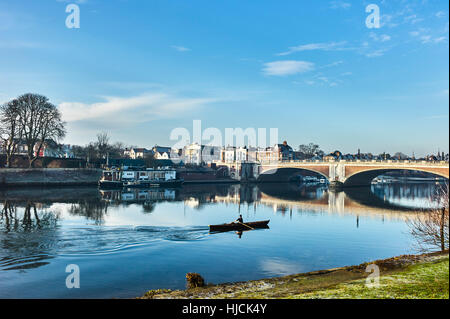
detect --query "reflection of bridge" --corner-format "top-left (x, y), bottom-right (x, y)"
top-left (213, 185), bottom-right (434, 221)
top-left (252, 161), bottom-right (449, 187)
top-left (1, 183), bottom-right (440, 223)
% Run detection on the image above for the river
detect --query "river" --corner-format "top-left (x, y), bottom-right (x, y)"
top-left (0, 181), bottom-right (446, 298)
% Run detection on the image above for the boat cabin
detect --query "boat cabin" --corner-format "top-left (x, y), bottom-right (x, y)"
top-left (101, 167), bottom-right (178, 183)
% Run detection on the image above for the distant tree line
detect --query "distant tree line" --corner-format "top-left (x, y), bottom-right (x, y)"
top-left (298, 143), bottom-right (324, 159)
top-left (71, 132), bottom-right (129, 163)
top-left (0, 93), bottom-right (65, 168)
top-left (297, 142), bottom-right (435, 161)
top-left (71, 132), bottom-right (159, 168)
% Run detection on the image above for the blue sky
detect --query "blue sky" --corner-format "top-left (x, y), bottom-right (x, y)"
top-left (0, 0), bottom-right (448, 156)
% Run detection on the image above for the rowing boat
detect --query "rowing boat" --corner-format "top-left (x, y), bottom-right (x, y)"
top-left (209, 220), bottom-right (270, 232)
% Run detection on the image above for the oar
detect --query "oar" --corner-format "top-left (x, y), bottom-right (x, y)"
top-left (236, 221), bottom-right (254, 230)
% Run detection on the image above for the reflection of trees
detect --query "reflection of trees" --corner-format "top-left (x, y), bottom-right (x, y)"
top-left (142, 202), bottom-right (155, 214)
top-left (257, 183), bottom-right (327, 201)
top-left (0, 200), bottom-right (59, 271)
top-left (68, 200), bottom-right (109, 225)
top-left (1, 201), bottom-right (58, 233)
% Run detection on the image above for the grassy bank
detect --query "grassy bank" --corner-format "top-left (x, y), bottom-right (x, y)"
top-left (140, 251), bottom-right (449, 299)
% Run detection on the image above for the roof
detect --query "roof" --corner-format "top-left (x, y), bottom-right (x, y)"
top-left (132, 148), bottom-right (150, 153)
top-left (276, 144), bottom-right (293, 151)
top-left (153, 146), bottom-right (172, 153)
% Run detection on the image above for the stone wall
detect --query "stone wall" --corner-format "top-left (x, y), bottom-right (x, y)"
top-left (0, 168), bottom-right (102, 187)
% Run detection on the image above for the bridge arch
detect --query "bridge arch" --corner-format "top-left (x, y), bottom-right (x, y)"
top-left (257, 167), bottom-right (329, 183)
top-left (344, 168), bottom-right (449, 187)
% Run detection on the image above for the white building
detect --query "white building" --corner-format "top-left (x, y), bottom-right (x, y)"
top-left (183, 143), bottom-right (221, 165)
top-left (152, 146), bottom-right (174, 160)
top-left (224, 146), bottom-right (236, 163)
top-left (129, 148), bottom-right (151, 159)
top-left (183, 143), bottom-right (203, 165)
top-left (236, 147), bottom-right (248, 162)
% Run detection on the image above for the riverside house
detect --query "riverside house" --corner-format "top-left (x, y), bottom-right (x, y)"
top-left (183, 143), bottom-right (221, 165)
top-left (152, 146), bottom-right (173, 160)
top-left (129, 148), bottom-right (151, 159)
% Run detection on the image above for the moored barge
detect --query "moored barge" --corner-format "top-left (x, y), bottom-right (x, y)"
top-left (99, 167), bottom-right (183, 189)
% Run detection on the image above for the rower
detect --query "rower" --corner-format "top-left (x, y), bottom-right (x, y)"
top-left (235, 214), bottom-right (243, 223)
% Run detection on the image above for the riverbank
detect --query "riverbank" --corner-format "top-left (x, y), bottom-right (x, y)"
top-left (0, 168), bottom-right (102, 187)
top-left (0, 167), bottom-right (238, 187)
top-left (140, 251), bottom-right (449, 299)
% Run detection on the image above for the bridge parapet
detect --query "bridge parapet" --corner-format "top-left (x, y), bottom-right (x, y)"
top-left (254, 160), bottom-right (449, 186)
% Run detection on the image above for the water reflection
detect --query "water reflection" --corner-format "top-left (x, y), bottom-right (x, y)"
top-left (67, 200), bottom-right (110, 225)
top-left (371, 182), bottom-right (444, 209)
top-left (0, 201), bottom-right (59, 271)
top-left (0, 181), bottom-right (447, 298)
top-left (0, 201), bottom-right (59, 233)
top-left (1, 182), bottom-right (445, 227)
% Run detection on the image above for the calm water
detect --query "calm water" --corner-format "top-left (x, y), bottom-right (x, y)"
top-left (0, 181), bottom-right (445, 298)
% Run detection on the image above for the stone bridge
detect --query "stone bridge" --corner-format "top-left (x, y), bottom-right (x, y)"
top-left (235, 160), bottom-right (449, 187)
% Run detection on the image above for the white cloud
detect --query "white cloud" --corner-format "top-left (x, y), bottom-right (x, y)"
top-left (423, 114), bottom-right (449, 120)
top-left (262, 61), bottom-right (314, 76)
top-left (329, 1), bottom-right (351, 9)
top-left (321, 60), bottom-right (344, 68)
top-left (380, 34), bottom-right (391, 42)
top-left (0, 41), bottom-right (42, 49)
top-left (433, 36), bottom-right (447, 43)
top-left (409, 28), bottom-right (447, 44)
top-left (171, 45), bottom-right (191, 52)
top-left (302, 73), bottom-right (344, 87)
top-left (404, 14), bottom-right (423, 24)
top-left (380, 14), bottom-right (399, 28)
top-left (316, 76), bottom-right (339, 87)
top-left (369, 32), bottom-right (391, 42)
top-left (420, 35), bottom-right (431, 43)
top-left (366, 49), bottom-right (387, 58)
top-left (277, 41), bottom-right (347, 56)
top-left (59, 93), bottom-right (218, 125)
top-left (435, 11), bottom-right (446, 18)
top-left (56, 0), bottom-right (88, 4)
top-left (420, 35), bottom-right (434, 43)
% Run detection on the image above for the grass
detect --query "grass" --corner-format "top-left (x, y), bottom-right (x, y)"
top-left (139, 252), bottom-right (449, 299)
top-left (291, 257), bottom-right (449, 299)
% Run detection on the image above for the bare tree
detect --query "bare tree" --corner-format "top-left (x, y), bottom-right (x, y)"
top-left (96, 132), bottom-right (110, 159)
top-left (72, 144), bottom-right (88, 160)
top-left (86, 142), bottom-right (98, 163)
top-left (407, 184), bottom-right (449, 252)
top-left (0, 99), bottom-right (24, 167)
top-left (109, 141), bottom-right (125, 158)
top-left (14, 94), bottom-right (66, 167)
top-left (298, 143), bottom-right (322, 158)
